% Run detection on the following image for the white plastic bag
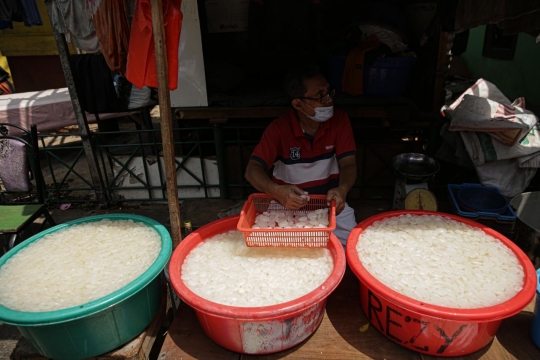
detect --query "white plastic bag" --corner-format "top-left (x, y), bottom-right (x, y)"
top-left (450, 95), bottom-right (536, 146)
top-left (441, 78), bottom-right (540, 197)
top-left (128, 85), bottom-right (154, 109)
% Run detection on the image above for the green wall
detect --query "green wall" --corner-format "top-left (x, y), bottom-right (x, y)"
top-left (462, 26), bottom-right (540, 106)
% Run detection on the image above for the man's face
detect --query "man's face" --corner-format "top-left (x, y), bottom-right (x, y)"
top-left (301, 74), bottom-right (334, 107)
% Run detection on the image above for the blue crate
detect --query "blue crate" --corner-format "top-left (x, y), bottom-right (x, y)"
top-left (447, 183), bottom-right (516, 236)
top-left (457, 186), bottom-right (509, 214)
top-left (447, 183), bottom-right (516, 220)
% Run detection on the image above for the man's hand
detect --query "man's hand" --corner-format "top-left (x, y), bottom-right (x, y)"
top-left (273, 185), bottom-right (309, 209)
top-left (327, 186), bottom-right (347, 215)
top-left (328, 155), bottom-right (356, 215)
top-left (245, 160), bottom-right (309, 209)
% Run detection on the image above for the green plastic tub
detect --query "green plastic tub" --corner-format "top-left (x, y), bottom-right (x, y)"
top-left (0, 214), bottom-right (172, 360)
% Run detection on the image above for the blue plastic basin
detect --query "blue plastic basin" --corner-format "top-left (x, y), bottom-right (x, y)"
top-left (324, 55), bottom-right (417, 96)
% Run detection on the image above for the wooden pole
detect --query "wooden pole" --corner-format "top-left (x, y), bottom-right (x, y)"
top-left (433, 26), bottom-right (451, 114)
top-left (149, 0), bottom-right (182, 248)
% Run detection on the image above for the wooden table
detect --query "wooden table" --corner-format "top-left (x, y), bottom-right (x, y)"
top-left (159, 268), bottom-right (540, 360)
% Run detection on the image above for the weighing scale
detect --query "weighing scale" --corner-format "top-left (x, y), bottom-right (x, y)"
top-left (391, 153), bottom-right (440, 211)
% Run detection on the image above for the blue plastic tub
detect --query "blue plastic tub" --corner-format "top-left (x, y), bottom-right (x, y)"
top-left (447, 184), bottom-right (516, 221)
top-left (532, 269), bottom-right (540, 348)
top-left (364, 56), bottom-right (418, 96)
top-left (447, 183), bottom-right (516, 237)
top-left (0, 214), bottom-right (172, 360)
top-left (324, 55), bottom-right (417, 96)
top-left (457, 186), bottom-right (508, 214)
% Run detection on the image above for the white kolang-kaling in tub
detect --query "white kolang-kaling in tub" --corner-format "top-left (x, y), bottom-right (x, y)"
top-left (252, 208), bottom-right (329, 229)
top-left (0, 219), bottom-right (161, 312)
top-left (357, 214), bottom-right (525, 309)
top-left (181, 230), bottom-right (333, 307)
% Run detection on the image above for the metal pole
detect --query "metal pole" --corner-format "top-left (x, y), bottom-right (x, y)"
top-left (150, 0), bottom-right (182, 248)
top-left (44, 0), bottom-right (108, 205)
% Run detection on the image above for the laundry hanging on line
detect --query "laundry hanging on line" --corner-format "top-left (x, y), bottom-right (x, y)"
top-left (93, 0), bottom-right (131, 75)
top-left (126, 0), bottom-right (182, 90)
top-left (0, 0), bottom-right (42, 29)
top-left (71, 53), bottom-right (125, 114)
top-left (50, 0), bottom-right (100, 53)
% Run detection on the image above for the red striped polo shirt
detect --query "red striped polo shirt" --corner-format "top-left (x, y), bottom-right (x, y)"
top-left (250, 109), bottom-right (356, 194)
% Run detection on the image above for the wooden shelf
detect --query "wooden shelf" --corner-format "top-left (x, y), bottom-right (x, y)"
top-left (174, 105), bottom-right (413, 122)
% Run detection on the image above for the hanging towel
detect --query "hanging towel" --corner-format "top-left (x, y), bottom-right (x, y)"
top-left (0, 0), bottom-right (42, 27)
top-left (87, 0), bottom-right (103, 14)
top-left (125, 0), bottom-right (182, 90)
top-left (20, 0), bottom-right (43, 27)
top-left (341, 35), bottom-right (380, 96)
top-left (50, 0), bottom-right (100, 53)
top-left (0, 0), bottom-right (23, 22)
top-left (93, 0), bottom-right (130, 75)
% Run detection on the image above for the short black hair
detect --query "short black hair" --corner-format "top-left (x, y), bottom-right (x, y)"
top-left (283, 64), bottom-right (322, 99)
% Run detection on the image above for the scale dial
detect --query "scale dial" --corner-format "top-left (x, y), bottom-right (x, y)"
top-left (404, 188), bottom-right (438, 211)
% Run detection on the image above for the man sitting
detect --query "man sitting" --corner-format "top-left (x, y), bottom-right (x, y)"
top-left (245, 64), bottom-right (358, 246)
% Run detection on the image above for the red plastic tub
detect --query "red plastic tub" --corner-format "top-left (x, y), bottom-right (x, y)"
top-left (168, 215), bottom-right (346, 354)
top-left (346, 210), bottom-right (537, 357)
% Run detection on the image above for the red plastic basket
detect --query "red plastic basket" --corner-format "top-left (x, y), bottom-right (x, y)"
top-left (237, 193), bottom-right (336, 247)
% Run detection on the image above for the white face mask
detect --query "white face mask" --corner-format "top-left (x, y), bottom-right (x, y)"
top-left (301, 103), bottom-right (334, 122)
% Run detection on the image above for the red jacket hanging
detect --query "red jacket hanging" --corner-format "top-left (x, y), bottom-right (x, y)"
top-left (126, 0), bottom-right (182, 90)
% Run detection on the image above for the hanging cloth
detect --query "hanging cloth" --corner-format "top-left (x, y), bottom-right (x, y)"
top-left (0, 20), bottom-right (13, 30)
top-left (20, 0), bottom-right (43, 27)
top-left (0, 66), bottom-right (14, 94)
top-left (93, 0), bottom-right (130, 75)
top-left (0, 0), bottom-right (42, 27)
top-left (342, 35), bottom-right (380, 96)
top-left (71, 54), bottom-right (124, 113)
top-left (0, 0), bottom-right (20, 28)
top-left (0, 0), bottom-right (23, 22)
top-left (86, 0), bottom-right (103, 14)
top-left (50, 0), bottom-right (100, 53)
top-left (125, 0), bottom-right (182, 90)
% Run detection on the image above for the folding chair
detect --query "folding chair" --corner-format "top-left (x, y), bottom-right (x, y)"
top-left (0, 123), bottom-right (56, 250)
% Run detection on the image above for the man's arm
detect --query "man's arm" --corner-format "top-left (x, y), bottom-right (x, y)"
top-left (327, 155), bottom-right (357, 214)
top-left (245, 160), bottom-right (308, 209)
